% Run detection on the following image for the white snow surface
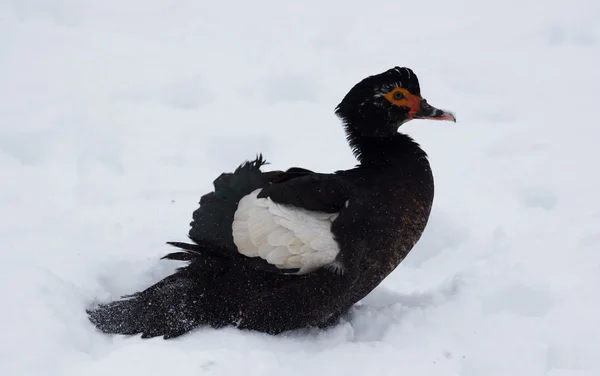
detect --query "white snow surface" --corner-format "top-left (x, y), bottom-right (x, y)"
top-left (1, 0), bottom-right (600, 375)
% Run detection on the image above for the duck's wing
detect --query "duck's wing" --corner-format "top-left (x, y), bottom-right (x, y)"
top-left (262, 166), bottom-right (316, 184)
top-left (163, 157), bottom-right (354, 276)
top-left (226, 172), bottom-right (354, 275)
top-left (258, 172), bottom-right (352, 213)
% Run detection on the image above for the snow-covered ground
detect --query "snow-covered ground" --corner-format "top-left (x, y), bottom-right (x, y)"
top-left (2, 0), bottom-right (600, 375)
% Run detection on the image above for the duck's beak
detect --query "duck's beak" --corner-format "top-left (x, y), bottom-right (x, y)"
top-left (413, 98), bottom-right (456, 122)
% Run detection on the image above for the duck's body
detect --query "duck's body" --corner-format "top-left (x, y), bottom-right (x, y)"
top-left (87, 67), bottom-right (455, 339)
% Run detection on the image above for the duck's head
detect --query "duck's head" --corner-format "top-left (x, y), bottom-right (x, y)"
top-left (335, 67), bottom-right (456, 138)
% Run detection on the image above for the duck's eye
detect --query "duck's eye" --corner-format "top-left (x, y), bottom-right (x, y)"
top-left (393, 91), bottom-right (405, 100)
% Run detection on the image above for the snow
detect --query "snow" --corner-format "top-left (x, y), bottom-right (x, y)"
top-left (1, 0), bottom-right (600, 375)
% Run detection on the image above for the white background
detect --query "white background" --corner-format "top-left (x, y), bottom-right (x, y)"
top-left (1, 0), bottom-right (599, 375)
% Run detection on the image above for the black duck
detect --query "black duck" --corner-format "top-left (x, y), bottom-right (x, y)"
top-left (87, 66), bottom-right (456, 339)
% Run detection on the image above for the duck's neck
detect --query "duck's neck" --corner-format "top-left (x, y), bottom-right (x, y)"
top-left (346, 132), bottom-right (428, 167)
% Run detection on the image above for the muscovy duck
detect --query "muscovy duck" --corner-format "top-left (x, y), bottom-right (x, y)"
top-left (87, 66), bottom-right (456, 339)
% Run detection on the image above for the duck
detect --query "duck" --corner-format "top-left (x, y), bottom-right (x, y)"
top-left (87, 66), bottom-right (456, 339)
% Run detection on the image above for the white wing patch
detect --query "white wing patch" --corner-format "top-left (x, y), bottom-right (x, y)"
top-left (231, 188), bottom-right (340, 274)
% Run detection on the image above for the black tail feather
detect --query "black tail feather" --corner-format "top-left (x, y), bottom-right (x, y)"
top-left (164, 239), bottom-right (301, 275)
top-left (87, 274), bottom-right (211, 339)
top-left (88, 241), bottom-right (230, 339)
top-left (164, 241), bottom-right (201, 252)
top-left (163, 240), bottom-right (231, 260)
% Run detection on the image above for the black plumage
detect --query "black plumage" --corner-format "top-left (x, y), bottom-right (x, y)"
top-left (87, 66), bottom-right (456, 339)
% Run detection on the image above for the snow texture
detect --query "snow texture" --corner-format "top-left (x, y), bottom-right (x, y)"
top-left (233, 189), bottom-right (340, 274)
top-left (1, 0), bottom-right (600, 375)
